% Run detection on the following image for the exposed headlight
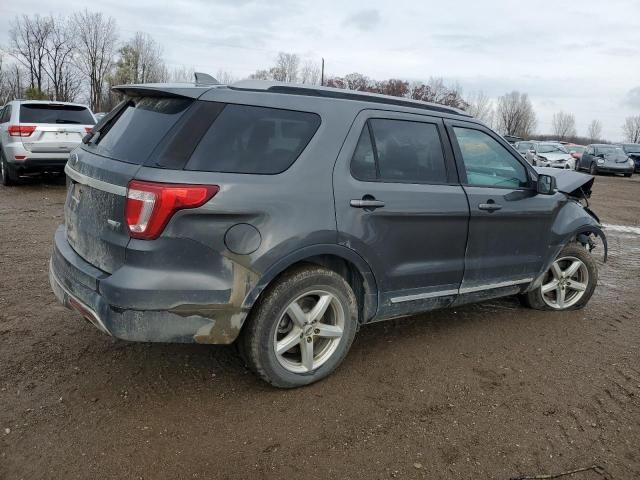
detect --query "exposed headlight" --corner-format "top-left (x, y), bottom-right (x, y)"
top-left (597, 158), bottom-right (605, 164)
top-left (629, 159), bottom-right (635, 166)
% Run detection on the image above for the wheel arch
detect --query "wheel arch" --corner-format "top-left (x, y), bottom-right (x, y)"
top-left (244, 244), bottom-right (379, 323)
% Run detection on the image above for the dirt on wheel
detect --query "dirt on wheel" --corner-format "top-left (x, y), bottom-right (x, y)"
top-left (1, 174), bottom-right (639, 479)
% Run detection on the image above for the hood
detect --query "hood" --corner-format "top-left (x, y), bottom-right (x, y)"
top-left (535, 167), bottom-right (594, 198)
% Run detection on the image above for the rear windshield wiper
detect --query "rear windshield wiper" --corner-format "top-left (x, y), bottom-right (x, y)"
top-left (56, 120), bottom-right (82, 124)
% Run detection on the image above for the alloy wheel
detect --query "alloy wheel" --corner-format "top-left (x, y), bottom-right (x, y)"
top-left (273, 290), bottom-right (345, 373)
top-left (541, 256), bottom-right (589, 309)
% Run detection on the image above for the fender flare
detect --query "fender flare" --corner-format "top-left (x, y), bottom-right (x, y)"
top-left (243, 244), bottom-right (379, 320)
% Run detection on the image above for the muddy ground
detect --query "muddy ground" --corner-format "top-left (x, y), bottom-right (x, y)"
top-left (0, 174), bottom-right (639, 480)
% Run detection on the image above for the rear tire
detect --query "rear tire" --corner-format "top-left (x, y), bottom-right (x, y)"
top-left (522, 244), bottom-right (598, 311)
top-left (240, 265), bottom-right (358, 388)
top-left (1, 151), bottom-right (18, 186)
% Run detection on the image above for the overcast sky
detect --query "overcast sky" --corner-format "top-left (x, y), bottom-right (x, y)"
top-left (2, 0), bottom-right (639, 140)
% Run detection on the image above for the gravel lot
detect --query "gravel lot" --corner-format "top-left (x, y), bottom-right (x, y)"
top-left (1, 174), bottom-right (639, 480)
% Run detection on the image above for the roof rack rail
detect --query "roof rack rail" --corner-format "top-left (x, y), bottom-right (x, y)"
top-left (229, 80), bottom-right (469, 116)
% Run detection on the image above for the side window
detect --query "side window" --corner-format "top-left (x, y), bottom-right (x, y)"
top-left (350, 118), bottom-right (448, 184)
top-left (185, 104), bottom-right (321, 174)
top-left (350, 126), bottom-right (377, 181)
top-left (587, 146), bottom-right (595, 155)
top-left (0, 105), bottom-right (10, 123)
top-left (453, 127), bottom-right (529, 189)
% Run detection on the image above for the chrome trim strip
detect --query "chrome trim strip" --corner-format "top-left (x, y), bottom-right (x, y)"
top-left (459, 278), bottom-right (533, 294)
top-left (390, 278), bottom-right (533, 303)
top-left (391, 289), bottom-right (458, 304)
top-left (64, 164), bottom-right (127, 196)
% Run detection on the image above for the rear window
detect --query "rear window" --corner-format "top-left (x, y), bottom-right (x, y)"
top-left (91, 97), bottom-right (193, 164)
top-left (185, 105), bottom-right (321, 174)
top-left (20, 104), bottom-right (95, 125)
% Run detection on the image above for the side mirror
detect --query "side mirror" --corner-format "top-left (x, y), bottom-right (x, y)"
top-left (536, 174), bottom-right (556, 195)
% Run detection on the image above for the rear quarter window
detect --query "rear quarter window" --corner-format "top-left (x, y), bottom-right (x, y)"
top-left (90, 97), bottom-right (193, 165)
top-left (185, 104), bottom-right (321, 174)
top-left (19, 104), bottom-right (95, 125)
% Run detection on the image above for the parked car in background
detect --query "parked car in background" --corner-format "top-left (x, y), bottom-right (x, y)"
top-left (49, 78), bottom-right (607, 388)
top-left (0, 100), bottom-right (96, 185)
top-left (564, 144), bottom-right (586, 167)
top-left (514, 141), bottom-right (536, 161)
top-left (578, 144), bottom-right (634, 177)
top-left (529, 142), bottom-right (575, 169)
top-left (621, 143), bottom-right (640, 172)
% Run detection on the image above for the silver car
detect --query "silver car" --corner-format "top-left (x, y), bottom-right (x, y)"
top-left (0, 100), bottom-right (96, 185)
top-left (528, 142), bottom-right (575, 169)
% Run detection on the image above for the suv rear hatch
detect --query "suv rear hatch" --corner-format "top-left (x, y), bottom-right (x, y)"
top-left (19, 103), bottom-right (95, 154)
top-left (65, 93), bottom-right (197, 273)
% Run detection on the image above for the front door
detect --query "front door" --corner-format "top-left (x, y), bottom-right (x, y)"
top-left (333, 111), bottom-right (469, 319)
top-left (446, 121), bottom-right (562, 300)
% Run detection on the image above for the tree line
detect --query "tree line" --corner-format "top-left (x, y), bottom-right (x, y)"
top-left (1, 11), bottom-right (639, 142)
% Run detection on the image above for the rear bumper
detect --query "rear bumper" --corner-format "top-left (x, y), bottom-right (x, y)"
top-left (49, 226), bottom-right (247, 344)
top-left (4, 143), bottom-right (69, 171)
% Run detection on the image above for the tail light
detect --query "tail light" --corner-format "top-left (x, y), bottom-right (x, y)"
top-left (125, 180), bottom-right (219, 240)
top-left (84, 127), bottom-right (93, 133)
top-left (8, 125), bottom-right (36, 137)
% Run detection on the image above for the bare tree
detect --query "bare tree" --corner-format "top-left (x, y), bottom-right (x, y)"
top-left (44, 16), bottom-right (81, 101)
top-left (215, 69), bottom-right (236, 84)
top-left (273, 52), bottom-right (299, 83)
top-left (586, 120), bottom-right (603, 142)
top-left (622, 115), bottom-right (640, 143)
top-left (496, 91), bottom-right (537, 138)
top-left (73, 10), bottom-right (117, 112)
top-left (465, 91), bottom-right (494, 126)
top-left (299, 60), bottom-right (320, 85)
top-left (114, 32), bottom-right (166, 85)
top-left (168, 65), bottom-right (195, 83)
top-left (9, 14), bottom-right (52, 94)
top-left (552, 111), bottom-right (577, 139)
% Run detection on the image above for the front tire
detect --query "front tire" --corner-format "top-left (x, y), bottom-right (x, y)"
top-left (624, 172), bottom-right (632, 178)
top-left (589, 162), bottom-right (597, 175)
top-left (240, 265), bottom-right (358, 388)
top-left (522, 244), bottom-right (598, 311)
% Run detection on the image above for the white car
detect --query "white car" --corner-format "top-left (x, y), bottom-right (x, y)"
top-left (529, 143), bottom-right (575, 169)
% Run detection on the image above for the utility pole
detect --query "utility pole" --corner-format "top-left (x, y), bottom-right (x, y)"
top-left (321, 57), bottom-right (325, 86)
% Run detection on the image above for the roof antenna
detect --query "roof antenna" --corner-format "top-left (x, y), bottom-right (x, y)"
top-left (194, 72), bottom-right (220, 85)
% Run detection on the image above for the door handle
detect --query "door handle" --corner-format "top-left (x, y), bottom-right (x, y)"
top-left (350, 198), bottom-right (385, 209)
top-left (478, 203), bottom-right (502, 212)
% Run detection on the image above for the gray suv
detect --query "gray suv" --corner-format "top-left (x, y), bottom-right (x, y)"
top-left (49, 78), bottom-right (607, 388)
top-left (0, 100), bottom-right (96, 185)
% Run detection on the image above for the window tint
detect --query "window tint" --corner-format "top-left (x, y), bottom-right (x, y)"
top-left (185, 105), bottom-right (320, 174)
top-left (91, 97), bottom-right (193, 164)
top-left (350, 126), bottom-right (377, 181)
top-left (453, 127), bottom-right (529, 189)
top-left (350, 119), bottom-right (447, 184)
top-left (19, 104), bottom-right (95, 125)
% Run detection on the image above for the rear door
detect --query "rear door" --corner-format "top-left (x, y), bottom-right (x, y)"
top-left (446, 120), bottom-right (561, 298)
top-left (333, 111), bottom-right (469, 318)
top-left (65, 95), bottom-right (195, 272)
top-left (18, 103), bottom-right (95, 154)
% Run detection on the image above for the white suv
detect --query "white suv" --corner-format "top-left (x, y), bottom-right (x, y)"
top-left (0, 100), bottom-right (96, 185)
